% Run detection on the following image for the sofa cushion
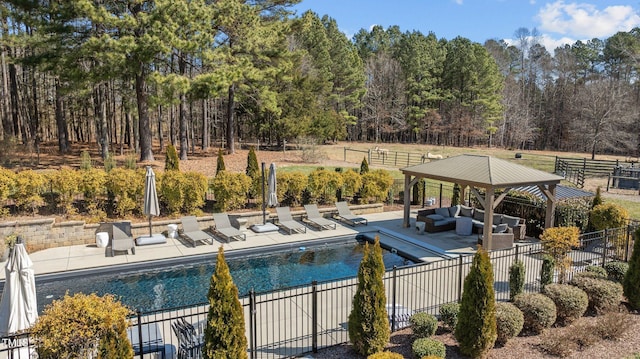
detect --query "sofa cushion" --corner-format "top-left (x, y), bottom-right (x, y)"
top-left (435, 207), bottom-right (450, 218)
top-left (426, 214), bottom-right (444, 221)
top-left (494, 223), bottom-right (509, 233)
top-left (473, 209), bottom-right (484, 221)
top-left (502, 215), bottom-right (521, 228)
top-left (493, 214), bottom-right (503, 225)
top-left (448, 205), bottom-right (460, 217)
top-left (459, 205), bottom-right (473, 217)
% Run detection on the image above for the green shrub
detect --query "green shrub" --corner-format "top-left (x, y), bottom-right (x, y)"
top-left (182, 172), bottom-right (208, 214)
top-left (590, 203), bottom-right (628, 230)
top-left (203, 247), bottom-right (248, 359)
top-left (412, 338), bottom-right (445, 359)
top-left (571, 275), bottom-right (623, 314)
top-left (348, 238), bottom-right (390, 356)
top-left (106, 168), bottom-right (144, 217)
top-left (0, 168), bottom-right (15, 217)
top-left (165, 144), bottom-right (180, 171)
top-left (124, 154), bottom-right (137, 170)
top-left (509, 259), bottom-right (525, 301)
top-left (360, 170), bottom-right (393, 204)
top-left (11, 169), bottom-right (46, 215)
top-left (79, 168), bottom-right (107, 220)
top-left (216, 149), bottom-right (226, 176)
top-left (513, 293), bottom-right (557, 334)
top-left (210, 171), bottom-right (251, 211)
top-left (451, 183), bottom-right (460, 206)
top-left (47, 168), bottom-right (81, 216)
top-left (592, 186), bottom-right (603, 208)
top-left (32, 293), bottom-right (133, 359)
top-left (543, 283), bottom-right (588, 325)
top-left (455, 247), bottom-right (496, 358)
top-left (624, 227), bottom-right (640, 310)
top-left (103, 153), bottom-right (117, 172)
top-left (605, 261), bottom-right (629, 282)
top-left (540, 254), bottom-right (555, 288)
top-left (541, 226), bottom-right (580, 283)
top-left (307, 169), bottom-right (343, 204)
top-left (585, 265), bottom-right (608, 277)
top-left (409, 312), bottom-right (438, 338)
top-left (438, 302), bottom-right (460, 332)
top-left (360, 156), bottom-right (369, 174)
top-left (495, 302), bottom-right (524, 345)
top-left (341, 169), bottom-right (362, 199)
top-left (277, 171), bottom-right (307, 206)
top-left (80, 150), bottom-right (92, 170)
top-left (366, 352), bottom-right (404, 359)
top-left (160, 170), bottom-right (186, 214)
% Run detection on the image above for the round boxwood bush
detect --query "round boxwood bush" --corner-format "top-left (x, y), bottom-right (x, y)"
top-left (513, 293), bottom-right (557, 334)
top-left (604, 261), bottom-right (629, 283)
top-left (570, 275), bottom-right (623, 314)
top-left (495, 302), bottom-right (524, 345)
top-left (412, 337), bottom-right (446, 358)
top-left (367, 351), bottom-right (404, 359)
top-left (543, 283), bottom-right (588, 325)
top-left (585, 265), bottom-right (608, 278)
top-left (409, 312), bottom-right (438, 338)
top-left (438, 302), bottom-right (460, 332)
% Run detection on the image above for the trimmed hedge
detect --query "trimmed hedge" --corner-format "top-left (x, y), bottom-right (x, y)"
top-left (412, 338), bottom-right (446, 359)
top-left (367, 352), bottom-right (403, 359)
top-left (543, 284), bottom-right (588, 325)
top-left (495, 302), bottom-right (524, 345)
top-left (513, 293), bottom-right (557, 334)
top-left (438, 303), bottom-right (460, 332)
top-left (570, 275), bottom-right (623, 314)
top-left (605, 261), bottom-right (629, 282)
top-left (409, 312), bottom-right (438, 338)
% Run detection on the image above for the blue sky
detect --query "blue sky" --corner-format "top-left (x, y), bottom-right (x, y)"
top-left (292, 0), bottom-right (640, 52)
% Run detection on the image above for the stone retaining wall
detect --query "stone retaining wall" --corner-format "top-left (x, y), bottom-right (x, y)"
top-left (0, 203), bottom-right (383, 251)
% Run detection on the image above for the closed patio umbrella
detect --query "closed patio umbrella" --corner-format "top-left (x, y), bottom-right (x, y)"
top-left (144, 166), bottom-right (160, 237)
top-left (0, 238), bottom-right (38, 336)
top-left (267, 163), bottom-right (278, 208)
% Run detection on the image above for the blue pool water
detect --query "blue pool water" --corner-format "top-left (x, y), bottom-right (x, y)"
top-left (35, 239), bottom-right (412, 313)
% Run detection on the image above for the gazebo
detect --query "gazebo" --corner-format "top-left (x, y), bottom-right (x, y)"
top-left (401, 154), bottom-right (564, 249)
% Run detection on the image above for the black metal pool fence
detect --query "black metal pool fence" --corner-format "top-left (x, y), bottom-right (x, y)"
top-left (1, 226), bottom-right (634, 359)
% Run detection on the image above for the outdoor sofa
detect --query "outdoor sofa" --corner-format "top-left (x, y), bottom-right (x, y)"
top-left (417, 205), bottom-right (526, 239)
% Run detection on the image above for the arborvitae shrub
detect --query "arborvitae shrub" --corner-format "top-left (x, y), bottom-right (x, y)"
top-left (495, 302), bottom-right (524, 345)
top-left (348, 238), bottom-right (390, 356)
top-left (160, 170), bottom-right (186, 214)
top-left (124, 154), bottom-right (137, 170)
top-left (509, 259), bottom-right (525, 301)
top-left (513, 293), bottom-right (557, 334)
top-left (585, 265), bottom-right (608, 277)
top-left (210, 171), bottom-right (251, 211)
top-left (454, 247), bottom-right (497, 358)
top-left (605, 261), bottom-right (629, 283)
top-left (341, 169), bottom-right (363, 199)
top-left (451, 183), bottom-right (461, 205)
top-left (540, 254), bottom-right (555, 288)
top-left (409, 312), bottom-right (438, 338)
top-left (411, 338), bottom-right (446, 359)
top-left (203, 247), bottom-right (248, 359)
top-left (182, 172), bottom-right (208, 214)
top-left (103, 153), bottom-right (117, 172)
top-left (360, 170), bottom-right (394, 204)
top-left (165, 144), bottom-right (180, 171)
top-left (360, 156), bottom-right (369, 174)
top-left (543, 284), bottom-right (588, 325)
top-left (438, 302), bottom-right (460, 332)
top-left (571, 275), bottom-right (623, 314)
top-left (216, 149), bottom-right (226, 176)
top-left (246, 146), bottom-right (260, 198)
top-left (366, 351), bottom-right (404, 359)
top-left (32, 293), bottom-right (133, 359)
top-left (590, 203), bottom-right (628, 230)
top-left (80, 150), bottom-right (92, 170)
top-left (592, 186), bottom-right (603, 208)
top-left (624, 227), bottom-right (640, 309)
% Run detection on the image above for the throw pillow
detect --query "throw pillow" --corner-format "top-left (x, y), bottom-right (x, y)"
top-left (493, 214), bottom-right (503, 225)
top-left (502, 215), bottom-right (520, 228)
top-left (473, 209), bottom-right (484, 221)
top-left (494, 223), bottom-right (509, 233)
top-left (448, 205), bottom-right (460, 217)
top-left (435, 207), bottom-right (450, 218)
top-left (426, 214), bottom-right (444, 221)
top-left (459, 205), bottom-right (473, 217)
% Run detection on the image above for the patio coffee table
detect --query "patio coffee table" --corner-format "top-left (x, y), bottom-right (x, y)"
top-left (455, 217), bottom-right (473, 236)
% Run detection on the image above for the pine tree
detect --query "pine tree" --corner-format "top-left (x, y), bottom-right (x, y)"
top-left (165, 144), bottom-right (180, 171)
top-left (455, 247), bottom-right (497, 358)
top-left (348, 237), bottom-right (390, 356)
top-left (246, 146), bottom-right (260, 198)
top-left (509, 259), bottom-right (525, 301)
top-left (203, 247), bottom-right (248, 359)
top-left (360, 157), bottom-right (369, 174)
top-left (451, 183), bottom-right (461, 205)
top-left (216, 149), bottom-right (226, 177)
top-left (592, 186), bottom-right (603, 208)
top-left (623, 227), bottom-right (640, 309)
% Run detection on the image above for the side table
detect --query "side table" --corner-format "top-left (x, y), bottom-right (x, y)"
top-left (455, 217), bottom-right (473, 236)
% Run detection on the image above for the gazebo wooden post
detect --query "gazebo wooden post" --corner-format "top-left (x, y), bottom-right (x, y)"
top-left (403, 174), bottom-right (412, 228)
top-left (544, 184), bottom-right (557, 228)
top-left (483, 187), bottom-right (495, 250)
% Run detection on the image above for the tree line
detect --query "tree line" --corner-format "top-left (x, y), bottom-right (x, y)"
top-left (1, 1), bottom-right (638, 162)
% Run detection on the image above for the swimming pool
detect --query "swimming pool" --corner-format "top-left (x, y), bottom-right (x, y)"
top-left (34, 237), bottom-right (413, 313)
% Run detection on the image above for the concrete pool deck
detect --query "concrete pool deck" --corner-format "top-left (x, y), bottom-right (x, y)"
top-left (4, 209), bottom-right (483, 280)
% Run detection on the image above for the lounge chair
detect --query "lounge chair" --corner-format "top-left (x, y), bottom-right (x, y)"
top-left (180, 216), bottom-right (214, 247)
top-left (303, 204), bottom-right (336, 230)
top-left (334, 201), bottom-right (368, 226)
top-left (212, 213), bottom-right (246, 242)
top-left (110, 222), bottom-right (135, 257)
top-left (275, 207), bottom-right (307, 234)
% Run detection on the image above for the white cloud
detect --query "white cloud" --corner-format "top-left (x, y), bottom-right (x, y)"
top-left (504, 34), bottom-right (577, 53)
top-left (536, 1), bottom-right (640, 38)
top-left (453, 0), bottom-right (464, 5)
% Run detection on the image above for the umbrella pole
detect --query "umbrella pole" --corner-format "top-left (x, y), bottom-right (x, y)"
top-left (262, 162), bottom-right (266, 225)
top-left (148, 216), bottom-right (153, 237)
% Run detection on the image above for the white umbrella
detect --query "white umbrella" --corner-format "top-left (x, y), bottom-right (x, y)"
top-left (143, 166), bottom-right (160, 237)
top-left (267, 163), bottom-right (278, 207)
top-left (0, 239), bottom-right (38, 336)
